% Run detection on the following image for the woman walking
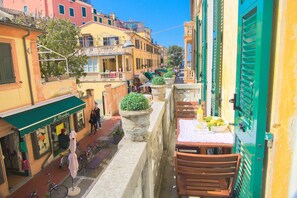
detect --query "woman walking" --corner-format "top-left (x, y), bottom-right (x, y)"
top-left (89, 110), bottom-right (97, 135)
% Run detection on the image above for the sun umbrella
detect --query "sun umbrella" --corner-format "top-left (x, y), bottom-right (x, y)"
top-left (68, 130), bottom-right (80, 196)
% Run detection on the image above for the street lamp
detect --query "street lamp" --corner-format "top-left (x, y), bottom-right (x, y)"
top-left (123, 40), bottom-right (135, 93)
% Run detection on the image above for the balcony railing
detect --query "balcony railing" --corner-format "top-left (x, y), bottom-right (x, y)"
top-left (80, 45), bottom-right (132, 56)
top-left (184, 21), bottom-right (195, 37)
top-left (81, 71), bottom-right (133, 82)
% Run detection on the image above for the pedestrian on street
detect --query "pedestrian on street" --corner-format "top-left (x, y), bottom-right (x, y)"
top-left (58, 128), bottom-right (70, 150)
top-left (94, 102), bottom-right (102, 130)
top-left (89, 110), bottom-right (97, 135)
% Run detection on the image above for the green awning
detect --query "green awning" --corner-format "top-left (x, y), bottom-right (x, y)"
top-left (2, 96), bottom-right (85, 137)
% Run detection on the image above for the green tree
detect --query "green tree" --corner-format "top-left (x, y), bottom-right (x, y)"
top-left (167, 45), bottom-right (183, 68)
top-left (13, 15), bottom-right (87, 83)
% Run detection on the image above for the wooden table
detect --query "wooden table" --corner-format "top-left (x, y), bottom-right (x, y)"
top-left (176, 118), bottom-right (234, 154)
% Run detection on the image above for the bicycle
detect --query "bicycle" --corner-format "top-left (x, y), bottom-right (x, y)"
top-left (46, 173), bottom-right (68, 198)
top-left (77, 144), bottom-right (94, 171)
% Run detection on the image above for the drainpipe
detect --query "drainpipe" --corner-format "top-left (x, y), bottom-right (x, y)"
top-left (22, 30), bottom-right (35, 105)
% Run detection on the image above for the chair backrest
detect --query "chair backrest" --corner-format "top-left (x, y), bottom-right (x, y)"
top-left (174, 151), bottom-right (241, 197)
top-left (175, 101), bottom-right (199, 119)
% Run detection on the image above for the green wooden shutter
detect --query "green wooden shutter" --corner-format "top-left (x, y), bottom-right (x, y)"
top-left (0, 43), bottom-right (15, 84)
top-left (202, 0), bottom-right (208, 101)
top-left (211, 0), bottom-right (224, 116)
top-left (195, 17), bottom-right (201, 82)
top-left (234, 0), bottom-right (274, 197)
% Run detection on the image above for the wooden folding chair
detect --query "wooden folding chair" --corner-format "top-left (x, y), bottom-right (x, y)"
top-left (174, 151), bottom-right (241, 198)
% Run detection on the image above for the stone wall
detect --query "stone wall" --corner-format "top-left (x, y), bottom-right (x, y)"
top-left (104, 83), bottom-right (128, 116)
top-left (86, 87), bottom-right (175, 198)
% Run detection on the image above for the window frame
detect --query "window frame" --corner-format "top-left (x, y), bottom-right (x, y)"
top-left (59, 4), bottom-right (65, 15)
top-left (74, 110), bottom-right (86, 132)
top-left (23, 5), bottom-right (28, 13)
top-left (84, 57), bottom-right (98, 72)
top-left (82, 6), bottom-right (87, 17)
top-left (0, 39), bottom-right (21, 90)
top-left (30, 127), bottom-right (51, 159)
top-left (69, 7), bottom-right (75, 17)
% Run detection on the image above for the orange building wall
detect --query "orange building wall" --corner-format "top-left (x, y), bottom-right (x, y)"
top-left (104, 83), bottom-right (128, 116)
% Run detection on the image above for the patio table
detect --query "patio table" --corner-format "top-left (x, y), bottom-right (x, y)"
top-left (176, 118), bottom-right (234, 154)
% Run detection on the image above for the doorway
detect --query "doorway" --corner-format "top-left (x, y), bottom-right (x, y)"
top-left (0, 132), bottom-right (29, 191)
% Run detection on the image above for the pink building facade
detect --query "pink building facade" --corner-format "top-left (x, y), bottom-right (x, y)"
top-left (3, 0), bottom-right (93, 26)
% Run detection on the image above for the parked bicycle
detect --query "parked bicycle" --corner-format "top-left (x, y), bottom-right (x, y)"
top-left (77, 144), bottom-right (94, 171)
top-left (59, 143), bottom-right (93, 172)
top-left (46, 173), bottom-right (68, 198)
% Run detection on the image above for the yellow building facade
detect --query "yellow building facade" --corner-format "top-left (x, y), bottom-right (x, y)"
top-left (79, 22), bottom-right (161, 111)
top-left (0, 21), bottom-right (94, 197)
top-left (190, 0), bottom-right (297, 197)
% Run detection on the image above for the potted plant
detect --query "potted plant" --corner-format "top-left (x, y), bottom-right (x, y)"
top-left (151, 76), bottom-right (166, 102)
top-left (163, 72), bottom-right (175, 88)
top-left (119, 92), bottom-right (153, 141)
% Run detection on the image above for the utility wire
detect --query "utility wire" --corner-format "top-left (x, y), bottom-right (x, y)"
top-left (151, 24), bottom-right (184, 35)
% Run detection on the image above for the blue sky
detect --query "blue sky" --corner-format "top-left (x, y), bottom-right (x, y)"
top-left (92, 0), bottom-right (190, 48)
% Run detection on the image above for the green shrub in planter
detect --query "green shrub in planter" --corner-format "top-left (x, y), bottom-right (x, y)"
top-left (152, 76), bottom-right (165, 85)
top-left (120, 92), bottom-right (149, 111)
top-left (163, 72), bottom-right (173, 78)
top-left (167, 67), bottom-right (173, 72)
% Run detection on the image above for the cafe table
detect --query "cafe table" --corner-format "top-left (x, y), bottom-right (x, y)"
top-left (176, 118), bottom-right (234, 154)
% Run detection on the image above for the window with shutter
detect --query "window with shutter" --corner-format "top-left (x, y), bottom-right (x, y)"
top-left (211, 0), bottom-right (224, 116)
top-left (202, 0), bottom-right (208, 101)
top-left (0, 43), bottom-right (15, 85)
top-left (234, 0), bottom-right (274, 197)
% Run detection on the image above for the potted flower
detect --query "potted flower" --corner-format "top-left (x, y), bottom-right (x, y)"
top-left (151, 76), bottom-right (166, 102)
top-left (163, 72), bottom-right (175, 88)
top-left (119, 92), bottom-right (153, 141)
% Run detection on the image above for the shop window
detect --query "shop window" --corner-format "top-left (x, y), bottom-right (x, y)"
top-left (0, 43), bottom-right (15, 85)
top-left (74, 110), bottom-right (85, 132)
top-left (31, 127), bottom-right (51, 159)
top-left (49, 117), bottom-right (70, 156)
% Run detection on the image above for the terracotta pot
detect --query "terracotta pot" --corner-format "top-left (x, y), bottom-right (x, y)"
top-left (150, 85), bottom-right (166, 102)
top-left (164, 77), bottom-right (174, 88)
top-left (119, 107), bottom-right (153, 141)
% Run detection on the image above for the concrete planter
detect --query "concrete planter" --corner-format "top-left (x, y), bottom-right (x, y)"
top-left (164, 77), bottom-right (174, 88)
top-left (119, 107), bottom-right (153, 141)
top-left (150, 85), bottom-right (166, 102)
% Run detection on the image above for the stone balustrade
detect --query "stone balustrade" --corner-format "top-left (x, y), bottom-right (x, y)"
top-left (85, 85), bottom-right (200, 198)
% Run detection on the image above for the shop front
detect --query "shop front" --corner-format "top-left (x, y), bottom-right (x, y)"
top-left (0, 95), bottom-right (86, 193)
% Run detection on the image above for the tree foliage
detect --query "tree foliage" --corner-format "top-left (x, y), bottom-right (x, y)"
top-left (167, 45), bottom-right (183, 68)
top-left (13, 15), bottom-right (87, 83)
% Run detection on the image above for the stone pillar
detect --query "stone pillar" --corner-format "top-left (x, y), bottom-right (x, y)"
top-left (115, 55), bottom-right (119, 72)
top-left (122, 55), bottom-right (125, 72)
top-left (184, 41), bottom-right (188, 68)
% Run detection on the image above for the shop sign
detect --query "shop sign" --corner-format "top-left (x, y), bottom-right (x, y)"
top-left (53, 112), bottom-right (70, 123)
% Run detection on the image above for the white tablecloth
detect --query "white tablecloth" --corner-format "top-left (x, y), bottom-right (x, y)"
top-left (177, 119), bottom-right (234, 144)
